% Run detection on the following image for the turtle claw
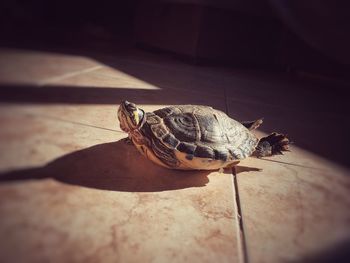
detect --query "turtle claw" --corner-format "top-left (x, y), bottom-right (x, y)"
top-left (255, 132), bottom-right (290, 157)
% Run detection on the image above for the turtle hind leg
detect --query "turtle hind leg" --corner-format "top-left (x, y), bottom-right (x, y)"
top-left (254, 132), bottom-right (290, 157)
top-left (241, 118), bottom-right (263, 131)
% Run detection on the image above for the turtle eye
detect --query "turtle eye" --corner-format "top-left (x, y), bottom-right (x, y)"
top-left (124, 101), bottom-right (136, 110)
top-left (127, 104), bottom-right (136, 112)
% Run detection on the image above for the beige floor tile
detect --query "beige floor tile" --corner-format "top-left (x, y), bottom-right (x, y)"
top-left (0, 106), bottom-right (242, 263)
top-left (236, 154), bottom-right (350, 263)
top-left (0, 48), bottom-right (228, 134)
top-left (227, 102), bottom-right (350, 263)
top-left (0, 90), bottom-right (227, 134)
top-left (0, 48), bottom-right (101, 85)
top-left (102, 59), bottom-right (228, 96)
top-left (54, 65), bottom-right (161, 90)
top-left (0, 105), bottom-right (121, 170)
top-left (0, 64), bottom-right (228, 133)
top-left (2, 46), bottom-right (348, 263)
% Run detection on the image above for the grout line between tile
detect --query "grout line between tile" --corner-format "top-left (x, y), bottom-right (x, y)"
top-left (38, 65), bottom-right (103, 86)
top-left (258, 157), bottom-right (323, 170)
top-left (232, 171), bottom-right (249, 263)
top-left (225, 95), bottom-right (248, 263)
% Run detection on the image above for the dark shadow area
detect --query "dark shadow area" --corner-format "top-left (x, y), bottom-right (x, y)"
top-left (0, 81), bottom-right (348, 168)
top-left (0, 0), bottom-right (349, 170)
top-left (228, 100), bottom-right (350, 169)
top-left (235, 166), bottom-right (262, 174)
top-left (289, 238), bottom-right (350, 263)
top-left (0, 84), bottom-right (220, 106)
top-left (0, 2), bottom-right (349, 262)
top-left (0, 139), bottom-right (211, 192)
top-left (0, 138), bottom-right (261, 191)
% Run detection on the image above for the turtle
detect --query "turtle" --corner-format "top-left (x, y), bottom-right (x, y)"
top-left (117, 100), bottom-right (290, 170)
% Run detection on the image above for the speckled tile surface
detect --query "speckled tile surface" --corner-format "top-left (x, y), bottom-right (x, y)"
top-left (0, 47), bottom-right (349, 263)
top-left (234, 152), bottom-right (350, 262)
top-left (0, 48), bottom-right (102, 85)
top-left (0, 49), bottom-right (243, 263)
top-left (0, 107), bottom-right (242, 263)
top-left (228, 102), bottom-right (350, 263)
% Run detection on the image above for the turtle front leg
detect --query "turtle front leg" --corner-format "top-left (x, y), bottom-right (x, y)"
top-left (122, 135), bottom-right (133, 145)
top-left (254, 132), bottom-right (290, 157)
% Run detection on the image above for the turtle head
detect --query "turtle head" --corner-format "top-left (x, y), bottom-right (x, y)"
top-left (118, 101), bottom-right (145, 132)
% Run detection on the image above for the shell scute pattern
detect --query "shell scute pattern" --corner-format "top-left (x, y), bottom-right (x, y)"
top-left (193, 144), bottom-right (214, 159)
top-left (163, 112), bottom-right (198, 143)
top-left (162, 133), bottom-right (180, 148)
top-left (214, 148), bottom-right (229, 161)
top-left (142, 105), bottom-right (259, 169)
top-left (151, 137), bottom-right (179, 167)
top-left (154, 107), bottom-right (182, 118)
top-left (150, 123), bottom-right (168, 139)
top-left (226, 118), bottom-right (259, 158)
top-left (177, 141), bottom-right (196, 155)
top-left (146, 113), bottom-right (162, 125)
top-left (120, 101), bottom-right (289, 170)
top-left (195, 114), bottom-right (227, 143)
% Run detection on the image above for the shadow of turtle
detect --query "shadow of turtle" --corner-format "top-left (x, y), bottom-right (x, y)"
top-left (0, 139), bottom-right (213, 192)
top-left (0, 139), bottom-right (261, 192)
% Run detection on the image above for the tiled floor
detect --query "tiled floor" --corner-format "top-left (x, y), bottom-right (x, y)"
top-left (0, 46), bottom-right (349, 263)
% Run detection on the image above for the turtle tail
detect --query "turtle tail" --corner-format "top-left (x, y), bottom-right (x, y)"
top-left (254, 132), bottom-right (290, 157)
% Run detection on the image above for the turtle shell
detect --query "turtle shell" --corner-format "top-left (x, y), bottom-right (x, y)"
top-left (139, 105), bottom-right (258, 170)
